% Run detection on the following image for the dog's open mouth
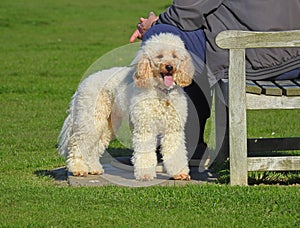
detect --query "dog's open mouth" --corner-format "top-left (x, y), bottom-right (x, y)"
top-left (161, 73), bottom-right (174, 87)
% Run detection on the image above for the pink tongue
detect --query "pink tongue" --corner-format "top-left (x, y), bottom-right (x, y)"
top-left (164, 76), bottom-right (174, 87)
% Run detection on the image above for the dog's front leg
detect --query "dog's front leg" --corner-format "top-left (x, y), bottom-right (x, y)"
top-left (131, 133), bottom-right (157, 181)
top-left (161, 132), bottom-right (190, 180)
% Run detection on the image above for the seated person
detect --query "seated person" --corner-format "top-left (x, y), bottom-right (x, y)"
top-left (130, 0), bottom-right (300, 160)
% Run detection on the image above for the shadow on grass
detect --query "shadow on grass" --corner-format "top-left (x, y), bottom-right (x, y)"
top-left (34, 148), bottom-right (134, 183)
top-left (214, 159), bottom-right (300, 185)
top-left (34, 148), bottom-right (133, 182)
top-left (34, 167), bottom-right (68, 181)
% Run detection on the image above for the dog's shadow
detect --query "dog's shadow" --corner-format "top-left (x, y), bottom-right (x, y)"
top-left (34, 167), bottom-right (68, 181)
top-left (34, 148), bottom-right (217, 184)
top-left (34, 148), bottom-right (134, 182)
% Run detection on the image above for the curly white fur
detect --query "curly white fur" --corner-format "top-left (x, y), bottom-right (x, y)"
top-left (58, 33), bottom-right (195, 181)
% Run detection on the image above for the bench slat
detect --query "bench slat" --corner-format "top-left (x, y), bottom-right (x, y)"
top-left (248, 156), bottom-right (300, 171)
top-left (246, 93), bottom-right (300, 109)
top-left (254, 81), bottom-right (282, 96)
top-left (274, 80), bottom-right (300, 96)
top-left (246, 80), bottom-right (262, 94)
top-left (294, 79), bottom-right (300, 86)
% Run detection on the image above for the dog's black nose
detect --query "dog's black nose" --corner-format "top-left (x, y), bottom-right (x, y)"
top-left (165, 65), bottom-right (173, 72)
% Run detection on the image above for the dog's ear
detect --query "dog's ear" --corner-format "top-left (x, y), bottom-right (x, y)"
top-left (133, 54), bottom-right (153, 88)
top-left (175, 54), bottom-right (194, 87)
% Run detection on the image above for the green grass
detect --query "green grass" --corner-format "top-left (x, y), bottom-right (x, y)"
top-left (1, 184), bottom-right (298, 227)
top-left (0, 0), bottom-right (299, 227)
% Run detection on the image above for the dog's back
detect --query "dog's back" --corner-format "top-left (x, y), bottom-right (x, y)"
top-left (57, 67), bottom-right (133, 158)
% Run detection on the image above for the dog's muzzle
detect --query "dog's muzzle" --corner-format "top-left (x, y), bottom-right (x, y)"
top-left (161, 65), bottom-right (174, 87)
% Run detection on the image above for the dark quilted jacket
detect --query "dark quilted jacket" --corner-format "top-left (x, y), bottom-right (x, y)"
top-left (156, 0), bottom-right (300, 85)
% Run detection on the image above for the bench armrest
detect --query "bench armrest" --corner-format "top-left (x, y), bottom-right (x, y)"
top-left (216, 30), bottom-right (300, 49)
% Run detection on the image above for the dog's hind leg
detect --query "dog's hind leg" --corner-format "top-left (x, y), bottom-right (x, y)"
top-left (66, 134), bottom-right (90, 177)
top-left (85, 90), bottom-right (115, 175)
top-left (161, 132), bottom-right (190, 180)
top-left (86, 140), bottom-right (105, 175)
top-left (86, 117), bottom-right (113, 175)
top-left (58, 95), bottom-right (91, 176)
top-left (67, 129), bottom-right (107, 176)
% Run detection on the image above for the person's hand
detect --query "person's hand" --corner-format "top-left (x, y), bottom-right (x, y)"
top-left (129, 12), bottom-right (158, 43)
top-left (129, 17), bottom-right (146, 42)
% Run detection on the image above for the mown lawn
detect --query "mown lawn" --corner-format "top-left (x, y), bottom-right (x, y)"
top-left (0, 0), bottom-right (299, 227)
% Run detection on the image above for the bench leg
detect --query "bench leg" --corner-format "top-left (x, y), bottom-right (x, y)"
top-left (228, 49), bottom-right (248, 185)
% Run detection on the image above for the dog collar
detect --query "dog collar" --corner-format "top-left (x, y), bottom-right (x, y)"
top-left (157, 86), bottom-right (176, 96)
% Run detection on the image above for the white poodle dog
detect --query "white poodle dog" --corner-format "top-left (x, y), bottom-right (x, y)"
top-left (58, 33), bottom-right (194, 181)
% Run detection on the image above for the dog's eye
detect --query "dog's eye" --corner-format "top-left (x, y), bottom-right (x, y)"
top-left (172, 53), bottom-right (178, 59)
top-left (156, 54), bottom-right (163, 59)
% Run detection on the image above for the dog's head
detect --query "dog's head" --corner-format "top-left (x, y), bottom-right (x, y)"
top-left (133, 33), bottom-right (194, 89)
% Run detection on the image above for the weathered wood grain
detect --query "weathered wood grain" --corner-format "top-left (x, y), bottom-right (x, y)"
top-left (216, 30), bottom-right (300, 49)
top-left (275, 80), bottom-right (300, 96)
top-left (215, 30), bottom-right (300, 186)
top-left (255, 81), bottom-right (282, 96)
top-left (248, 157), bottom-right (300, 171)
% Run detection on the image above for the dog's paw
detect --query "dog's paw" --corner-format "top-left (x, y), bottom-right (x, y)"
top-left (136, 174), bottom-right (155, 181)
top-left (68, 159), bottom-right (89, 177)
top-left (134, 167), bottom-right (156, 181)
top-left (72, 170), bottom-right (88, 177)
top-left (173, 173), bottom-right (190, 181)
top-left (88, 163), bottom-right (104, 175)
top-left (89, 169), bottom-right (104, 175)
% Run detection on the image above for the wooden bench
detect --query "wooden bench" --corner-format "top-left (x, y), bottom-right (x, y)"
top-left (214, 30), bottom-right (300, 185)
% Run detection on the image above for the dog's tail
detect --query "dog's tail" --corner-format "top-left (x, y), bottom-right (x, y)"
top-left (57, 92), bottom-right (76, 158)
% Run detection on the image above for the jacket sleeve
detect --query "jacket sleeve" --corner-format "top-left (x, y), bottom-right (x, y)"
top-left (156, 0), bottom-right (224, 31)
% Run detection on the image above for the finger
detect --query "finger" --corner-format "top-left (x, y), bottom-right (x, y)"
top-left (129, 29), bottom-right (140, 43)
top-left (148, 12), bottom-right (157, 19)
